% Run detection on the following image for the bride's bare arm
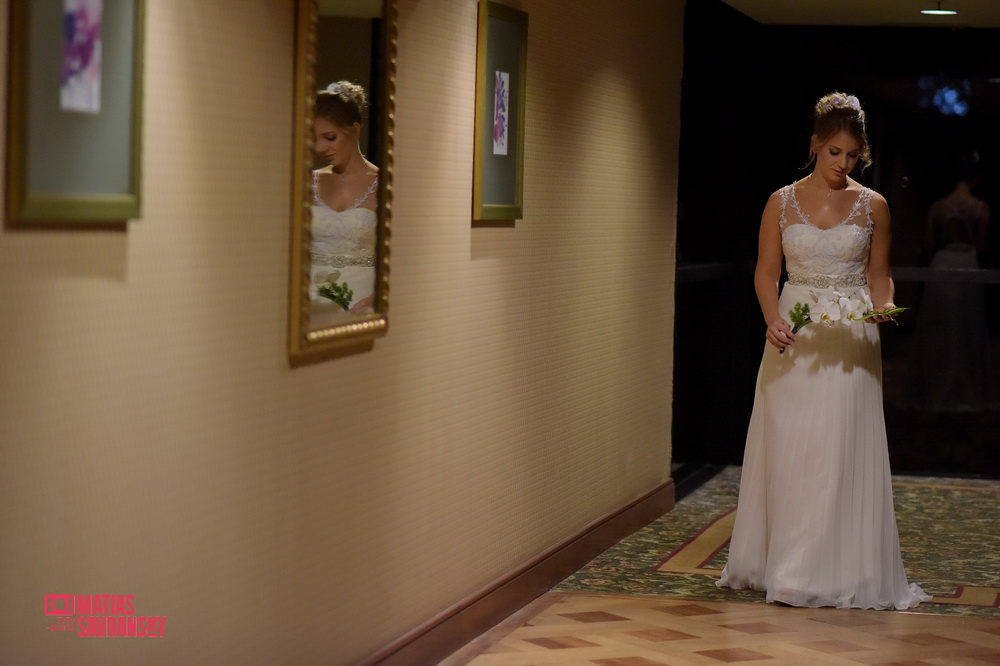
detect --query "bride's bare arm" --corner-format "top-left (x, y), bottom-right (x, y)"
top-left (867, 192), bottom-right (896, 322)
top-left (755, 191), bottom-right (795, 349)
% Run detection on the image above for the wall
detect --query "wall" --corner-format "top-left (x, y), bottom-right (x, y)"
top-left (0, 0), bottom-right (683, 663)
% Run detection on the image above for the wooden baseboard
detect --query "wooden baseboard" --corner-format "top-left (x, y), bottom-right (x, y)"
top-left (362, 478), bottom-right (676, 665)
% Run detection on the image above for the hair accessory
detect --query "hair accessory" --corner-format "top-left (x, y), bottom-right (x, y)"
top-left (324, 83), bottom-right (345, 95)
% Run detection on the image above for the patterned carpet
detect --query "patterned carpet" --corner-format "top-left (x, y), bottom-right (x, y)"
top-left (557, 466), bottom-right (1000, 618)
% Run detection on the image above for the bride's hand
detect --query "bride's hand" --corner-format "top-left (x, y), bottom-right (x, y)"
top-left (870, 302), bottom-right (896, 324)
top-left (766, 318), bottom-right (795, 350)
top-left (349, 293), bottom-right (375, 314)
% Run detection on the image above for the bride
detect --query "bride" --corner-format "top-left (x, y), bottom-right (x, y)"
top-left (309, 81), bottom-right (379, 329)
top-left (715, 92), bottom-right (930, 610)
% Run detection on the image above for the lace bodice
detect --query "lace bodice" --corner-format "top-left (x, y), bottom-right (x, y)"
top-left (779, 184), bottom-right (873, 278)
top-left (310, 171), bottom-right (377, 263)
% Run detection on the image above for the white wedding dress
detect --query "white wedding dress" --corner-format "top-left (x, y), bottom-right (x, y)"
top-left (309, 172), bottom-right (378, 325)
top-left (716, 184), bottom-right (931, 610)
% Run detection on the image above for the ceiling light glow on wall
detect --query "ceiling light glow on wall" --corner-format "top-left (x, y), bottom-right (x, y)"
top-left (921, 2), bottom-right (957, 15)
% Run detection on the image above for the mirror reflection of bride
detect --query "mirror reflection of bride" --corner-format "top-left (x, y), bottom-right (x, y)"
top-left (309, 81), bottom-right (379, 329)
top-left (906, 152), bottom-right (993, 412)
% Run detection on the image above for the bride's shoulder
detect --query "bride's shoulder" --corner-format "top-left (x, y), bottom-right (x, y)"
top-left (760, 188), bottom-right (788, 226)
top-left (312, 166), bottom-right (335, 184)
top-left (861, 186), bottom-right (891, 223)
top-left (846, 179), bottom-right (884, 204)
top-left (847, 177), bottom-right (876, 195)
top-left (764, 187), bottom-right (786, 209)
top-left (860, 183), bottom-right (887, 207)
top-left (768, 183), bottom-right (793, 200)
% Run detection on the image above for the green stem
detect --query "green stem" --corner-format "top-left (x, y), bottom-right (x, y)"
top-left (858, 306), bottom-right (908, 320)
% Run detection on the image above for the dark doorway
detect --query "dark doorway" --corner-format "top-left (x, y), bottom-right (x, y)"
top-left (672, 0), bottom-right (1000, 476)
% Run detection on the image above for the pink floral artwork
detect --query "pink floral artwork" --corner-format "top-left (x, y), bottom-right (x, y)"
top-left (492, 71), bottom-right (509, 155)
top-left (61, 0), bottom-right (103, 114)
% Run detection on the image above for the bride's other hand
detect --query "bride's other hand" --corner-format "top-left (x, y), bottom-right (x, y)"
top-left (766, 318), bottom-right (796, 350)
top-left (349, 293), bottom-right (375, 314)
top-left (870, 302), bottom-right (896, 323)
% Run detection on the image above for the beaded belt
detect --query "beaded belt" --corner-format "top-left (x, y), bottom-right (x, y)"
top-left (786, 272), bottom-right (866, 289)
top-left (311, 253), bottom-right (376, 268)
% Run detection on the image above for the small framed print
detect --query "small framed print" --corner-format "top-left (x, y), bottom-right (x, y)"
top-left (6, 0), bottom-right (145, 225)
top-left (473, 1), bottom-right (527, 221)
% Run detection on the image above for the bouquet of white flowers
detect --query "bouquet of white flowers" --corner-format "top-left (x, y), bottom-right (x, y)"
top-left (780, 291), bottom-right (908, 354)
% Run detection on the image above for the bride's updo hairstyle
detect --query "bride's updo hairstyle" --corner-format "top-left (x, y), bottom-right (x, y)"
top-left (314, 80), bottom-right (368, 128)
top-left (809, 92), bottom-right (872, 170)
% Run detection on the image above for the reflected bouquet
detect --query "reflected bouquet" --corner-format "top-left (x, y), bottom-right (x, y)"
top-left (318, 280), bottom-right (354, 311)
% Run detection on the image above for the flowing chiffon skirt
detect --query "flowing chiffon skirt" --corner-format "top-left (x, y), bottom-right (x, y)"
top-left (716, 283), bottom-right (930, 610)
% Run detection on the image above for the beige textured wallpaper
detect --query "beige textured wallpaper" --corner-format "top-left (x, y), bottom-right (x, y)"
top-left (0, 0), bottom-right (682, 663)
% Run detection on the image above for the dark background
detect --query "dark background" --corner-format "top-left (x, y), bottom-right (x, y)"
top-left (673, 0), bottom-right (1000, 477)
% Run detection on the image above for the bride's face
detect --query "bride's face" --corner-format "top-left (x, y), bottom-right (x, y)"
top-left (812, 130), bottom-right (861, 182)
top-left (313, 116), bottom-right (360, 171)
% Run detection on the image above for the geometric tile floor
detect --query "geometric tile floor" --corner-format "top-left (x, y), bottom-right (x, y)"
top-left (442, 467), bottom-right (1000, 663)
top-left (443, 591), bottom-right (1000, 664)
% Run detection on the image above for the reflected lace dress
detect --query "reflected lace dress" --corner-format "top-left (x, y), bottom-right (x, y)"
top-left (716, 184), bottom-right (931, 610)
top-left (309, 171), bottom-right (378, 322)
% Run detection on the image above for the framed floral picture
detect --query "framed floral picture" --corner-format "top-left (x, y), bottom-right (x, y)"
top-left (5, 0), bottom-right (145, 226)
top-left (473, 1), bottom-right (527, 221)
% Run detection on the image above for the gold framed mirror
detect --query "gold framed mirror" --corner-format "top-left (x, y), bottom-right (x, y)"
top-left (289, 0), bottom-right (396, 361)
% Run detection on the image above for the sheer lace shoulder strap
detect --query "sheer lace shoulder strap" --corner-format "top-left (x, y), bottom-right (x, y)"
top-left (311, 170), bottom-right (323, 205)
top-left (355, 176), bottom-right (379, 209)
top-left (862, 187), bottom-right (875, 233)
top-left (778, 185), bottom-right (790, 230)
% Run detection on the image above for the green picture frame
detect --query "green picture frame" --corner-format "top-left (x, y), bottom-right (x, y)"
top-left (5, 0), bottom-right (145, 226)
top-left (473, 1), bottom-right (527, 221)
